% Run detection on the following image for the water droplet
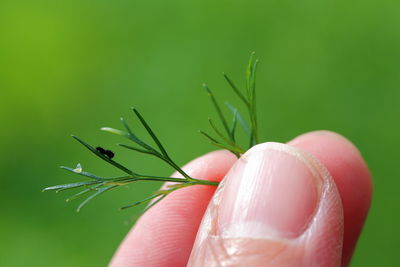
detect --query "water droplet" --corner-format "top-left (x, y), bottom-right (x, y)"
top-left (73, 163), bottom-right (82, 173)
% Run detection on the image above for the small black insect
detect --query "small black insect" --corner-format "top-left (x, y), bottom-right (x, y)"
top-left (104, 150), bottom-right (114, 159)
top-left (96, 146), bottom-right (115, 159)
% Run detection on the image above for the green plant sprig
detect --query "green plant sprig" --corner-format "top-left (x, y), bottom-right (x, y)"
top-left (43, 108), bottom-right (218, 212)
top-left (43, 53), bottom-right (260, 212)
top-left (200, 51), bottom-right (259, 155)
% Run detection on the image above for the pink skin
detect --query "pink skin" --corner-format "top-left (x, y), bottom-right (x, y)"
top-left (288, 131), bottom-right (372, 266)
top-left (109, 131), bottom-right (372, 267)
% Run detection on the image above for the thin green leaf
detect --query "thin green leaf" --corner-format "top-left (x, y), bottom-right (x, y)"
top-left (132, 108), bottom-right (169, 158)
top-left (60, 166), bottom-right (105, 180)
top-left (199, 130), bottom-right (243, 157)
top-left (223, 73), bottom-right (248, 105)
top-left (111, 175), bottom-right (192, 184)
top-left (132, 108), bottom-right (192, 180)
top-left (120, 194), bottom-right (162, 210)
top-left (244, 52), bottom-right (259, 147)
top-left (199, 130), bottom-right (220, 144)
top-left (208, 118), bottom-right (245, 153)
top-left (209, 142), bottom-right (244, 155)
top-left (143, 194), bottom-right (167, 212)
top-left (43, 180), bottom-right (100, 192)
top-left (246, 51), bottom-right (256, 96)
top-left (120, 117), bottom-right (159, 153)
top-left (100, 127), bottom-right (129, 138)
top-left (101, 125), bottom-right (156, 154)
top-left (165, 182), bottom-right (192, 191)
top-left (66, 184), bottom-right (103, 202)
top-left (76, 185), bottom-right (117, 212)
top-left (230, 108), bottom-right (238, 142)
top-left (249, 59), bottom-right (259, 146)
top-left (118, 144), bottom-right (158, 156)
top-left (225, 102), bottom-right (251, 136)
top-left (202, 83), bottom-right (232, 140)
top-left (250, 59), bottom-right (259, 97)
top-left (71, 135), bottom-right (136, 176)
top-left (154, 183), bottom-right (192, 195)
top-left (120, 117), bottom-right (134, 135)
top-left (208, 119), bottom-right (235, 146)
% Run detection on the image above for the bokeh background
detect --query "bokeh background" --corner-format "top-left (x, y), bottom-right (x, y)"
top-left (1, 0), bottom-right (399, 266)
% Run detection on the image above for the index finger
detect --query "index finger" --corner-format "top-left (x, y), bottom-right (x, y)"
top-left (110, 150), bottom-right (237, 267)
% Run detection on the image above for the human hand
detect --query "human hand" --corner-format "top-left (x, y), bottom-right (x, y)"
top-left (110, 131), bottom-right (372, 267)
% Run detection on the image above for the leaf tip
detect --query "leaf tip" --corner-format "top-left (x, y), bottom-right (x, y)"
top-left (71, 135), bottom-right (80, 142)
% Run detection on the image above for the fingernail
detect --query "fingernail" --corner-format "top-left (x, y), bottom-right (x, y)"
top-left (218, 142), bottom-right (323, 239)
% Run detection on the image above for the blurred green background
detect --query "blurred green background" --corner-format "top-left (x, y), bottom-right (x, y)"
top-left (1, 0), bottom-right (399, 266)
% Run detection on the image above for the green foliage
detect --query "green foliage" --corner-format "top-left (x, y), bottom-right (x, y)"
top-left (201, 52), bottom-right (259, 156)
top-left (44, 53), bottom-right (260, 212)
top-left (43, 93), bottom-right (258, 210)
top-left (44, 55), bottom-right (259, 212)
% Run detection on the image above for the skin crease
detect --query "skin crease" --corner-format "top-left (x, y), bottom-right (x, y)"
top-left (110, 131), bottom-right (372, 267)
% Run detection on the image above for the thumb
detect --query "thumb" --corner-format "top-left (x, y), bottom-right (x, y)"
top-left (188, 142), bottom-right (344, 267)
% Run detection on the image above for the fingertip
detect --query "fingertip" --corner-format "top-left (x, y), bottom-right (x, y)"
top-left (288, 130), bottom-right (372, 265)
top-left (288, 130), bottom-right (372, 207)
top-left (290, 130), bottom-right (366, 160)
